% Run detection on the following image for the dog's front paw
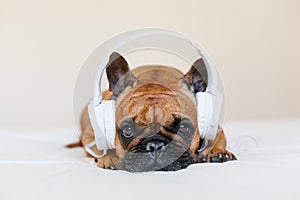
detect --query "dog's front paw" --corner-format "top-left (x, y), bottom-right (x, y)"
top-left (198, 149), bottom-right (237, 163)
top-left (95, 155), bottom-right (117, 169)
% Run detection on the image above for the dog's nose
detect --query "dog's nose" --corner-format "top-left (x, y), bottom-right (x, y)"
top-left (146, 140), bottom-right (166, 154)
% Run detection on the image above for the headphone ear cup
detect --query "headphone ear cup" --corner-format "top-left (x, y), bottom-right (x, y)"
top-left (196, 92), bottom-right (214, 139)
top-left (88, 100), bottom-right (116, 151)
top-left (102, 100), bottom-right (116, 149)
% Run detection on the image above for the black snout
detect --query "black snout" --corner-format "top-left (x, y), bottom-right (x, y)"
top-left (146, 140), bottom-right (166, 152)
top-left (145, 140), bottom-right (166, 159)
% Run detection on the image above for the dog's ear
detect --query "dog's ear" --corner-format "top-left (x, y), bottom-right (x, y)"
top-left (106, 52), bottom-right (136, 98)
top-left (183, 58), bottom-right (208, 93)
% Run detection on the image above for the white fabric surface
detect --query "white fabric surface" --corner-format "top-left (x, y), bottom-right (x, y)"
top-left (1, 119), bottom-right (300, 200)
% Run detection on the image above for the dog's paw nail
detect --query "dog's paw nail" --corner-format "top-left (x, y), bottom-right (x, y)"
top-left (94, 158), bottom-right (98, 163)
top-left (210, 153), bottom-right (223, 163)
top-left (224, 154), bottom-right (230, 161)
top-left (109, 166), bottom-right (115, 170)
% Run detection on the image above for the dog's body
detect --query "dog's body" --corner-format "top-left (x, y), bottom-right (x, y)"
top-left (71, 52), bottom-right (236, 172)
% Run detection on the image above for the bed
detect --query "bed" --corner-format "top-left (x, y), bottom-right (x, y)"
top-left (1, 119), bottom-right (300, 200)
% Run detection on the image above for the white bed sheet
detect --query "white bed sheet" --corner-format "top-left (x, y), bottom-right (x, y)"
top-left (1, 119), bottom-right (300, 200)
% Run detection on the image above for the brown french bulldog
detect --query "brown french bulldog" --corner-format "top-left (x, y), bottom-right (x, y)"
top-left (68, 52), bottom-right (236, 172)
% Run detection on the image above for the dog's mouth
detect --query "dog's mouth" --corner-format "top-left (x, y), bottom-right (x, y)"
top-left (118, 135), bottom-right (194, 172)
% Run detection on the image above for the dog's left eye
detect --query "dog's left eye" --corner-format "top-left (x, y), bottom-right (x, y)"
top-left (121, 126), bottom-right (134, 138)
top-left (178, 122), bottom-right (192, 134)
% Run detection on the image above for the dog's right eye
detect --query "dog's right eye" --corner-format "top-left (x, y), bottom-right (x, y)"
top-left (121, 126), bottom-right (134, 138)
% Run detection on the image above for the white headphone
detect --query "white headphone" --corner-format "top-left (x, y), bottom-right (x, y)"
top-left (85, 29), bottom-right (223, 157)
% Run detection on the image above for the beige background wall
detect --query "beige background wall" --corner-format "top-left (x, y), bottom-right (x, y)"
top-left (1, 0), bottom-right (299, 131)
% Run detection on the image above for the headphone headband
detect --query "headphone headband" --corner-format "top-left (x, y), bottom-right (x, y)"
top-left (92, 29), bottom-right (219, 105)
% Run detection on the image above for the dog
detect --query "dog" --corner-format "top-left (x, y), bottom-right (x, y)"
top-left (67, 52), bottom-right (236, 172)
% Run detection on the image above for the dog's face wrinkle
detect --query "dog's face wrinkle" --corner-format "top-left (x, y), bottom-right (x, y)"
top-left (164, 115), bottom-right (181, 133)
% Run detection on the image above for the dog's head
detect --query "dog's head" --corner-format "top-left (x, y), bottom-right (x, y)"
top-left (106, 52), bottom-right (208, 172)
